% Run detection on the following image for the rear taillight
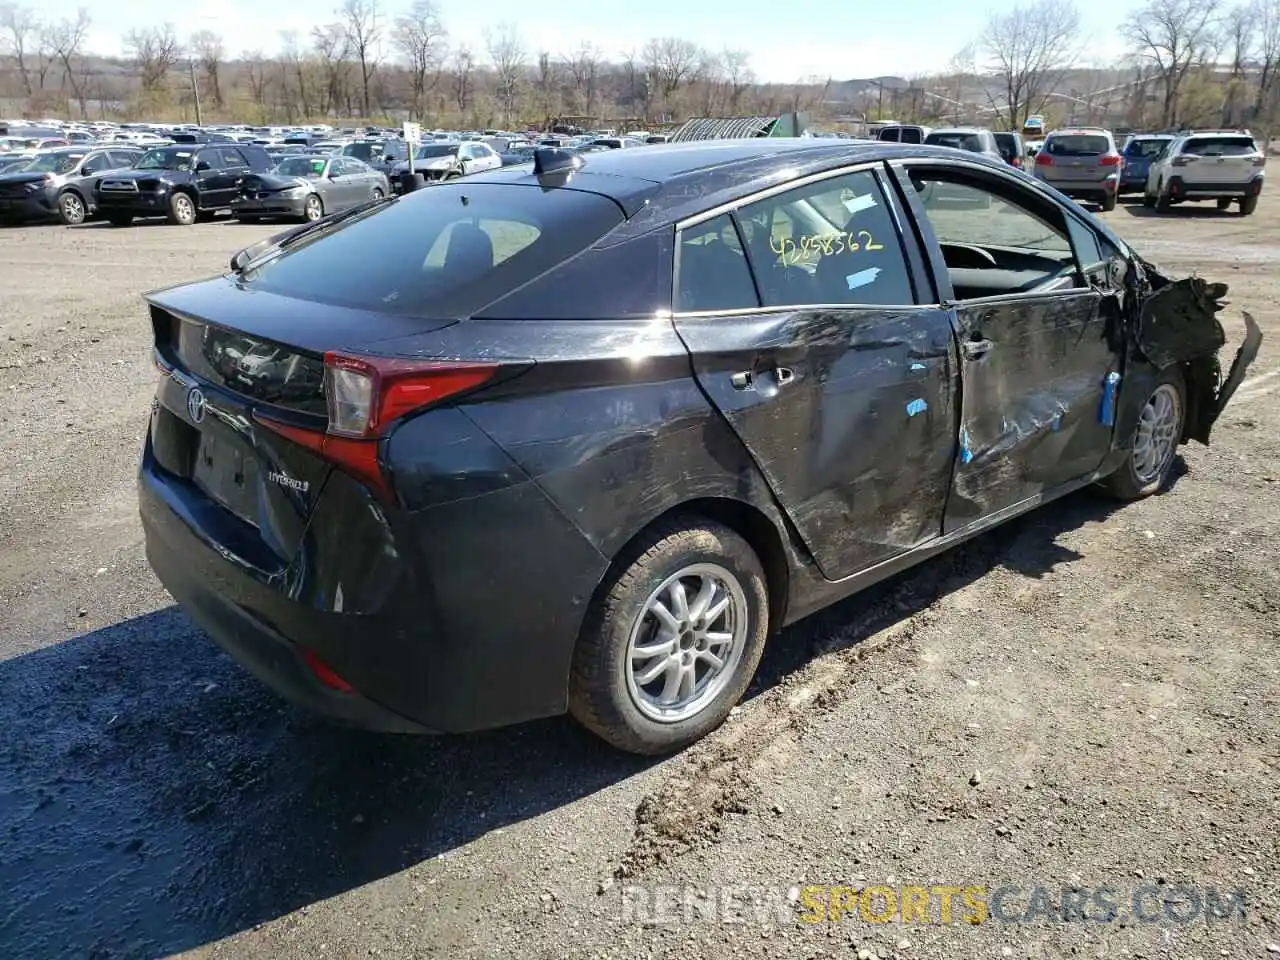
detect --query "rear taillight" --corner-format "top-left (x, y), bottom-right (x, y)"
top-left (1251, 155), bottom-right (1266, 167)
top-left (1100, 153), bottom-right (1121, 167)
top-left (255, 354), bottom-right (499, 502)
top-left (1035, 153), bottom-right (1053, 166)
top-left (1011, 156), bottom-right (1023, 168)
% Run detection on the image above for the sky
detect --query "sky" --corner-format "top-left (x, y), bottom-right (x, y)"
top-left (39, 0), bottom-right (1134, 85)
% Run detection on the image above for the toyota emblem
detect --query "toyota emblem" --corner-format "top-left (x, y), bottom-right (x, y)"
top-left (186, 387), bottom-right (206, 424)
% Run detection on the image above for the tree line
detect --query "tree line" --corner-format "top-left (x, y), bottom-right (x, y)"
top-left (2, 0), bottom-right (1279, 132)
top-left (968, 0), bottom-right (1280, 132)
top-left (0, 0), bottom-right (811, 127)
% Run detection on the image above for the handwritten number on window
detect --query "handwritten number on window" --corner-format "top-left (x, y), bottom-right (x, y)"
top-left (768, 231), bottom-right (883, 267)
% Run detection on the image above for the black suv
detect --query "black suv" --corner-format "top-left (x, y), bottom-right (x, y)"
top-left (94, 143), bottom-right (273, 226)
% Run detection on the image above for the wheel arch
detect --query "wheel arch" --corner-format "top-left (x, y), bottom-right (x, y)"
top-left (584, 496), bottom-right (792, 642)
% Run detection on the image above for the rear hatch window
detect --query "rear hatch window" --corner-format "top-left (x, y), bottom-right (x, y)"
top-left (240, 183), bottom-right (625, 318)
top-left (1046, 135), bottom-right (1110, 156)
top-left (1125, 138), bottom-right (1168, 158)
top-left (926, 132), bottom-right (983, 151)
top-left (1182, 136), bottom-right (1257, 156)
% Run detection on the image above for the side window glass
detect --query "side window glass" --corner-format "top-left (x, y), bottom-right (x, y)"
top-left (1066, 216), bottom-right (1103, 270)
top-left (196, 150), bottom-right (223, 171)
top-left (220, 147), bottom-right (249, 169)
top-left (675, 214), bottom-right (758, 313)
top-left (909, 173), bottom-right (1075, 300)
top-left (737, 169), bottom-right (915, 307)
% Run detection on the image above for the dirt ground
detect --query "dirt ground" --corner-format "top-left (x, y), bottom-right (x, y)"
top-left (0, 195), bottom-right (1277, 960)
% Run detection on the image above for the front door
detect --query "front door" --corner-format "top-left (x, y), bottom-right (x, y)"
top-left (899, 165), bottom-right (1121, 530)
top-left (671, 166), bottom-right (958, 582)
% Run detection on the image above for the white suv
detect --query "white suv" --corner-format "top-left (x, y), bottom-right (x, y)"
top-left (1143, 131), bottom-right (1266, 215)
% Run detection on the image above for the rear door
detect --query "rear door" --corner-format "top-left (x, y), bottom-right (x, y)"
top-left (897, 162), bottom-right (1121, 529)
top-left (671, 164), bottom-right (958, 581)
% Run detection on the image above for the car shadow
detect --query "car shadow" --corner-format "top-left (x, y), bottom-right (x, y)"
top-left (0, 608), bottom-right (653, 957)
top-left (1122, 204), bottom-right (1242, 219)
top-left (0, 468), bottom-right (1184, 956)
top-left (747, 471), bottom-right (1185, 690)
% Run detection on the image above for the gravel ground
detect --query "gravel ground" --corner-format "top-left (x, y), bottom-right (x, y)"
top-left (0, 198), bottom-right (1277, 960)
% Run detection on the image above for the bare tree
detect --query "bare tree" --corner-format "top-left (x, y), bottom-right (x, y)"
top-left (979, 0), bottom-right (1083, 129)
top-left (568, 42), bottom-right (601, 116)
top-left (189, 29), bottom-right (224, 109)
top-left (1123, 0), bottom-right (1222, 126)
top-left (450, 45), bottom-right (473, 113)
top-left (124, 24), bottom-right (182, 93)
top-left (1251, 0), bottom-right (1280, 122)
top-left (485, 22), bottom-right (525, 125)
top-left (721, 49), bottom-right (755, 114)
top-left (280, 30), bottom-right (311, 119)
top-left (1219, 3), bottom-right (1256, 124)
top-left (340, 0), bottom-right (380, 116)
top-left (394, 0), bottom-right (446, 120)
top-left (243, 49), bottom-right (270, 117)
top-left (619, 48), bottom-right (645, 114)
top-left (533, 51), bottom-right (560, 121)
top-left (643, 36), bottom-right (701, 101)
top-left (312, 22), bottom-right (352, 115)
top-left (45, 8), bottom-right (90, 115)
top-left (0, 2), bottom-right (39, 95)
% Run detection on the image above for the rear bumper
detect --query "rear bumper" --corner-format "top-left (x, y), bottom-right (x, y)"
top-left (1165, 176), bottom-right (1264, 199)
top-left (1040, 175), bottom-right (1119, 197)
top-left (140, 455), bottom-right (432, 733)
top-left (138, 413), bottom-right (611, 734)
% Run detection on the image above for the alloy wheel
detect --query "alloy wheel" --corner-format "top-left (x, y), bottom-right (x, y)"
top-left (625, 563), bottom-right (748, 723)
top-left (1132, 383), bottom-right (1181, 485)
top-left (60, 193), bottom-right (85, 224)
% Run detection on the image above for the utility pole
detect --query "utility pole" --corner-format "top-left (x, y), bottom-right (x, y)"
top-left (189, 60), bottom-right (203, 126)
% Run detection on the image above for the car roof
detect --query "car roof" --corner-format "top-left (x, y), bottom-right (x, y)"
top-left (464, 137), bottom-right (1014, 235)
top-left (928, 127), bottom-right (990, 134)
top-left (1049, 128), bottom-right (1111, 136)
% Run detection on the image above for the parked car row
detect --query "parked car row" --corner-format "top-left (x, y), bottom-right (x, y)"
top-left (876, 121), bottom-right (1266, 216)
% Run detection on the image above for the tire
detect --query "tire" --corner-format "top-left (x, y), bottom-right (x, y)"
top-left (1239, 194), bottom-right (1258, 216)
top-left (302, 194), bottom-right (323, 221)
top-left (167, 191), bottom-right (197, 226)
top-left (1142, 191), bottom-right (1155, 208)
top-left (1154, 184), bottom-right (1171, 212)
top-left (1101, 191), bottom-right (1117, 212)
top-left (569, 519), bottom-right (770, 755)
top-left (107, 213), bottom-right (132, 227)
top-left (1216, 198), bottom-right (1232, 211)
top-left (57, 191), bottom-right (87, 226)
top-left (1098, 367), bottom-right (1186, 501)
top-left (371, 187), bottom-right (384, 201)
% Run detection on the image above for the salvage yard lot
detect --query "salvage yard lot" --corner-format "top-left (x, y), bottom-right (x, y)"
top-left (0, 199), bottom-right (1277, 958)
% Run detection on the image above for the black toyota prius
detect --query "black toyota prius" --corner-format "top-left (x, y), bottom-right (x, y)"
top-left (139, 139), bottom-right (1259, 755)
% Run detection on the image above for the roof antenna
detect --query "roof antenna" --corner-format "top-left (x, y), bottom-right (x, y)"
top-left (533, 146), bottom-right (584, 177)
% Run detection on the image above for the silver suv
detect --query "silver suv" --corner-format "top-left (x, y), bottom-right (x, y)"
top-left (1031, 128), bottom-right (1122, 211)
top-left (1143, 131), bottom-right (1266, 215)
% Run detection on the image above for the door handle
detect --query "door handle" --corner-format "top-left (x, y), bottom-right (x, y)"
top-left (962, 338), bottom-right (993, 360)
top-left (730, 366), bottom-right (795, 393)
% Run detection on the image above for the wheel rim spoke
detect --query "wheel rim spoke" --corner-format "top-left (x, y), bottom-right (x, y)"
top-left (625, 563), bottom-right (750, 724)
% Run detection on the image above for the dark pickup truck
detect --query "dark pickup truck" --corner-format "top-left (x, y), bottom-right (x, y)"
top-left (94, 142), bottom-right (274, 226)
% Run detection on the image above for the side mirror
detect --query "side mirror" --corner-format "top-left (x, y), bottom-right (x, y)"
top-left (195, 160), bottom-right (211, 172)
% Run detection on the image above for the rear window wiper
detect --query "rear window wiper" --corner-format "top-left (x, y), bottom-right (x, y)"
top-left (229, 193), bottom-right (397, 274)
